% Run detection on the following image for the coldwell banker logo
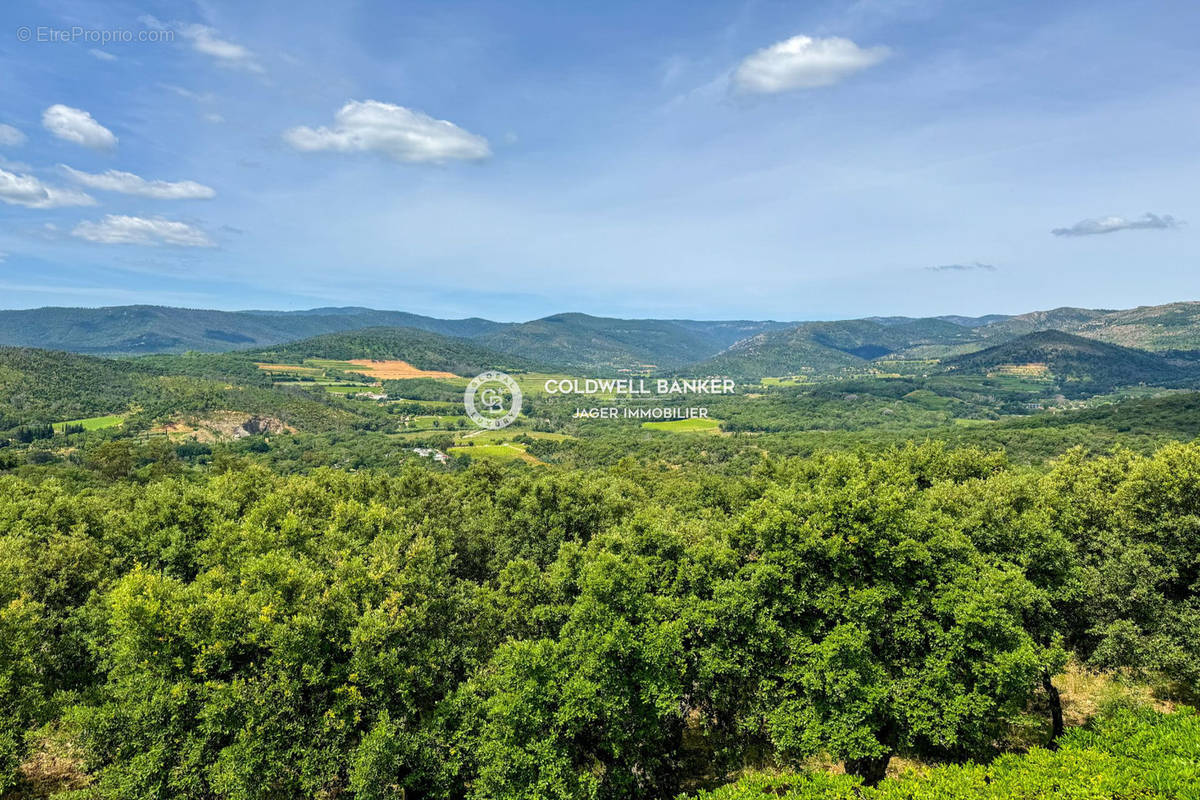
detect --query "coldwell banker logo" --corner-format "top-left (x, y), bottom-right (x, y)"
top-left (465, 371), bottom-right (523, 430)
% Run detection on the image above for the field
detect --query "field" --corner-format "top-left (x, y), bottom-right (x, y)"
top-left (52, 413), bottom-right (125, 432)
top-left (273, 380), bottom-right (376, 395)
top-left (456, 429), bottom-right (573, 444)
top-left (396, 414), bottom-right (470, 430)
top-left (257, 357), bottom-right (472, 398)
top-left (448, 442), bottom-right (544, 463)
top-left (989, 362), bottom-right (1053, 378)
top-left (386, 397), bottom-right (462, 409)
top-left (340, 359), bottom-right (459, 379)
top-left (642, 416), bottom-right (724, 433)
top-left (255, 362), bottom-right (325, 376)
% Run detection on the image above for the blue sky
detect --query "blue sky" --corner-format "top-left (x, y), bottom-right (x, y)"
top-left (1, 0), bottom-right (1198, 321)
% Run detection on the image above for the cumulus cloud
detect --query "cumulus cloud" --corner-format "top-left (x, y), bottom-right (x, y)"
top-left (284, 100), bottom-right (491, 163)
top-left (61, 166), bottom-right (216, 199)
top-left (142, 15), bottom-right (263, 72)
top-left (42, 105), bottom-right (118, 150)
top-left (926, 261), bottom-right (997, 273)
top-left (0, 124), bottom-right (26, 147)
top-left (71, 215), bottom-right (215, 247)
top-left (1051, 213), bottom-right (1182, 237)
top-left (89, 49), bottom-right (117, 61)
top-left (0, 166), bottom-right (96, 208)
top-left (733, 35), bottom-right (890, 93)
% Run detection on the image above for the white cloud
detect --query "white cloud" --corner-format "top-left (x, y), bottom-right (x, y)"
top-left (0, 155), bottom-right (32, 172)
top-left (203, 113), bottom-right (225, 124)
top-left (1052, 213), bottom-right (1182, 237)
top-left (284, 100), bottom-right (491, 163)
top-left (181, 24), bottom-right (264, 72)
top-left (733, 35), bottom-right (890, 93)
top-left (61, 166), bottom-right (216, 199)
top-left (42, 105), bottom-right (118, 150)
top-left (89, 49), bottom-right (117, 61)
top-left (141, 15), bottom-right (262, 71)
top-left (0, 124), bottom-right (26, 147)
top-left (0, 166), bottom-right (96, 208)
top-left (160, 84), bottom-right (214, 102)
top-left (926, 261), bottom-right (997, 272)
top-left (72, 215), bottom-right (215, 247)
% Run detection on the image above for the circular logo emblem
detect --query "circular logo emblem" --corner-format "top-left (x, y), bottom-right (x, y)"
top-left (465, 371), bottom-right (523, 430)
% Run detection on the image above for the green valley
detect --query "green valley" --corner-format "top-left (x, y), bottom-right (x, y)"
top-left (2, 306), bottom-right (1200, 800)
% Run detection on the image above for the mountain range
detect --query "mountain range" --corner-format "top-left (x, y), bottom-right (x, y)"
top-left (0, 306), bottom-right (502, 355)
top-left (1, 301), bottom-right (1199, 378)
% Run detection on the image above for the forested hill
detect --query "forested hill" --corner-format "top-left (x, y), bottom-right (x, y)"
top-left (688, 303), bottom-right (1200, 379)
top-left (0, 345), bottom-right (364, 433)
top-left (0, 346), bottom-right (160, 424)
top-left (980, 302), bottom-right (1200, 350)
top-left (0, 305), bottom-right (503, 354)
top-left (2, 300), bottom-right (1199, 374)
top-left (249, 326), bottom-right (540, 374)
top-left (692, 318), bottom-right (984, 377)
top-left (472, 313), bottom-right (795, 371)
top-left (942, 330), bottom-right (1198, 394)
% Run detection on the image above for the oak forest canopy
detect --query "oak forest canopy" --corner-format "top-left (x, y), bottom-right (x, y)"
top-left (2, 2), bottom-right (1200, 799)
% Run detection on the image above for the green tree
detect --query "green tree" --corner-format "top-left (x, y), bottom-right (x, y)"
top-left (88, 440), bottom-right (137, 480)
top-left (0, 597), bottom-right (46, 792)
top-left (1043, 444), bottom-right (1200, 693)
top-left (728, 447), bottom-right (1060, 784)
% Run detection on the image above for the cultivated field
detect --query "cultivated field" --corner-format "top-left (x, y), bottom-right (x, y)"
top-left (448, 442), bottom-right (544, 464)
top-left (53, 414), bottom-right (125, 432)
top-left (342, 359), bottom-right (459, 379)
top-left (642, 417), bottom-right (724, 433)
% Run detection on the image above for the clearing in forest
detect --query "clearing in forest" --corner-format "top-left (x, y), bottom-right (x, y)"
top-left (342, 359), bottom-right (459, 379)
top-left (449, 442), bottom-right (545, 464)
top-left (53, 414), bottom-right (125, 432)
top-left (989, 362), bottom-right (1051, 378)
top-left (642, 417), bottom-right (724, 434)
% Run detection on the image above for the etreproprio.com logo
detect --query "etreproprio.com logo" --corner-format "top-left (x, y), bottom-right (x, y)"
top-left (464, 371), bottom-right (523, 430)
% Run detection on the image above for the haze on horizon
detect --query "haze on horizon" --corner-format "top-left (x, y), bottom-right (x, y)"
top-left (1, 0), bottom-right (1198, 322)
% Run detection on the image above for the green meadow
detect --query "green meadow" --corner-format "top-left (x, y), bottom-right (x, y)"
top-left (642, 416), bottom-right (724, 433)
top-left (53, 413), bottom-right (125, 432)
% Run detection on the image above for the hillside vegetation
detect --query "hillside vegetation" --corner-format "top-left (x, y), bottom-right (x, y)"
top-left (691, 706), bottom-right (1200, 799)
top-left (984, 302), bottom-right (1200, 351)
top-left (0, 306), bottom-right (503, 355)
top-left (696, 318), bottom-right (981, 377)
top-left (2, 443), bottom-right (1200, 799)
top-left (0, 347), bottom-right (160, 424)
top-left (943, 330), bottom-right (1194, 394)
top-left (249, 326), bottom-right (537, 375)
top-left (3, 301), bottom-right (1200, 376)
top-left (2, 319), bottom-right (1200, 799)
top-left (477, 313), bottom-right (792, 371)
top-left (0, 347), bottom-right (361, 436)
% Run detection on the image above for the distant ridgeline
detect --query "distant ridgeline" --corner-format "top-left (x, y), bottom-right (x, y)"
top-left (2, 301), bottom-right (1200, 378)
